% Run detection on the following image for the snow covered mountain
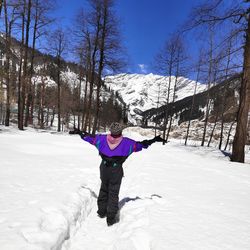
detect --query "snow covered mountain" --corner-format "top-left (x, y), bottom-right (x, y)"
top-left (104, 73), bottom-right (207, 124)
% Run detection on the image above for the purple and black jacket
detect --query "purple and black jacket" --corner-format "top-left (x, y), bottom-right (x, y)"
top-left (82, 134), bottom-right (149, 166)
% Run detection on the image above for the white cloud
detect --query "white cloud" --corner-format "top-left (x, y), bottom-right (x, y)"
top-left (138, 64), bottom-right (148, 74)
top-left (103, 68), bottom-right (113, 76)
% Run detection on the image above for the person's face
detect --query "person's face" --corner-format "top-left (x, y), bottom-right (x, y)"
top-left (111, 134), bottom-right (122, 138)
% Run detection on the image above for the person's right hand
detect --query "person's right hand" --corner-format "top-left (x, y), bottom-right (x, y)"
top-left (69, 128), bottom-right (86, 138)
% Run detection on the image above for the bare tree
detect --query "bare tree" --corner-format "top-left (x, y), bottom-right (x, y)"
top-left (3, 0), bottom-right (18, 126)
top-left (154, 33), bottom-right (186, 143)
top-left (72, 10), bottom-right (91, 131)
top-left (49, 28), bottom-right (67, 132)
top-left (154, 38), bottom-right (175, 143)
top-left (185, 0), bottom-right (249, 162)
top-left (24, 0), bottom-right (54, 126)
top-left (12, 0), bottom-right (32, 130)
top-left (206, 49), bottom-right (224, 147)
top-left (92, 0), bottom-right (124, 134)
top-left (38, 76), bottom-right (46, 128)
top-left (218, 32), bottom-right (235, 149)
top-left (19, 0), bottom-right (32, 128)
top-left (1, 0), bottom-right (54, 129)
top-left (73, 1), bottom-right (125, 134)
top-left (154, 82), bottom-right (161, 136)
top-left (200, 24), bottom-right (217, 146)
top-left (3, 0), bottom-right (11, 126)
top-left (231, 9), bottom-right (250, 162)
top-left (77, 54), bottom-right (84, 130)
top-left (207, 111), bottom-right (219, 147)
top-left (91, 0), bottom-right (109, 134)
top-left (166, 36), bottom-right (187, 141)
top-left (84, 3), bottom-right (102, 133)
top-left (185, 54), bottom-right (202, 145)
top-left (0, 0), bottom-right (3, 17)
top-left (17, 0), bottom-right (26, 130)
top-left (225, 121), bottom-right (235, 151)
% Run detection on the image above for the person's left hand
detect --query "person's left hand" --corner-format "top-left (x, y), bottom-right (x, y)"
top-left (154, 135), bottom-right (166, 142)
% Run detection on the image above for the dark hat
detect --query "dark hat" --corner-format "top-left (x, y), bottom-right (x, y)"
top-left (110, 122), bottom-right (123, 136)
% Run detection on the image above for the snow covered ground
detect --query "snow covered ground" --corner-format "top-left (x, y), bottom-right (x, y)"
top-left (0, 125), bottom-right (250, 250)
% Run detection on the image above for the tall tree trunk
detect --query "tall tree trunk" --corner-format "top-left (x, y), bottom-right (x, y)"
top-left (77, 76), bottom-right (82, 130)
top-left (185, 59), bottom-right (201, 145)
top-left (3, 0), bottom-right (11, 126)
top-left (46, 107), bottom-right (49, 127)
top-left (50, 29), bottom-right (66, 132)
top-left (77, 56), bottom-right (84, 130)
top-left (218, 39), bottom-right (232, 150)
top-left (50, 107), bottom-right (55, 127)
top-left (30, 81), bottom-right (35, 125)
top-left (207, 112), bottom-right (218, 147)
top-left (57, 60), bottom-right (61, 132)
top-left (231, 17), bottom-right (250, 163)
top-left (82, 40), bottom-right (91, 131)
top-left (92, 4), bottom-right (107, 135)
top-left (166, 77), bottom-right (177, 141)
top-left (84, 65), bottom-right (95, 133)
top-left (0, 102), bottom-right (3, 124)
top-left (18, 1), bottom-right (26, 130)
top-left (225, 121), bottom-right (235, 151)
top-left (166, 52), bottom-right (180, 142)
top-left (163, 66), bottom-right (173, 144)
top-left (162, 112), bottom-right (168, 143)
top-left (85, 19), bottom-right (100, 132)
top-left (22, 0), bottom-right (31, 127)
top-left (25, 0), bottom-right (38, 126)
top-left (218, 86), bottom-right (227, 150)
top-left (82, 74), bottom-right (88, 130)
top-left (154, 83), bottom-right (161, 136)
top-left (0, 0), bottom-right (3, 17)
top-left (201, 27), bottom-right (214, 146)
top-left (40, 78), bottom-right (45, 129)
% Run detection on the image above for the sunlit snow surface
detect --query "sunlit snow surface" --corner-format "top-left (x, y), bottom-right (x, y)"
top-left (0, 126), bottom-right (250, 250)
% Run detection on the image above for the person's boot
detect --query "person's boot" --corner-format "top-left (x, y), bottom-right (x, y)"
top-left (107, 216), bottom-right (116, 226)
top-left (97, 210), bottom-right (106, 218)
top-left (106, 211), bottom-right (120, 226)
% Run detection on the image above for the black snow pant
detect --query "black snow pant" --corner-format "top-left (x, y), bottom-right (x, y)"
top-left (97, 160), bottom-right (123, 219)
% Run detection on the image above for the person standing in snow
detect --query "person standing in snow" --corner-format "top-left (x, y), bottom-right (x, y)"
top-left (73, 123), bottom-right (165, 226)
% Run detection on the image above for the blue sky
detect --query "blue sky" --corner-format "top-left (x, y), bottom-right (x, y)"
top-left (55, 0), bottom-right (201, 74)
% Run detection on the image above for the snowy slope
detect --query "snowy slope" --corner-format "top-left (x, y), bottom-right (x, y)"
top-left (32, 69), bottom-right (86, 92)
top-left (0, 126), bottom-right (250, 250)
top-left (31, 69), bottom-right (111, 102)
top-left (104, 73), bottom-right (207, 124)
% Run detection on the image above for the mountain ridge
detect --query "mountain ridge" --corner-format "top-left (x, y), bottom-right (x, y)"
top-left (104, 73), bottom-right (207, 124)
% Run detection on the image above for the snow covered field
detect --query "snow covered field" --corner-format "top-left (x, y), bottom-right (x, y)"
top-left (0, 126), bottom-right (250, 250)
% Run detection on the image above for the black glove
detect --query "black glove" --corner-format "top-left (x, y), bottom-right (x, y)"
top-left (140, 135), bottom-right (166, 146)
top-left (69, 128), bottom-right (87, 139)
top-left (154, 135), bottom-right (166, 143)
top-left (140, 139), bottom-right (151, 147)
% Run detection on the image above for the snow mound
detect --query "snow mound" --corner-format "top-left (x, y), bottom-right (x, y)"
top-left (21, 187), bottom-right (93, 250)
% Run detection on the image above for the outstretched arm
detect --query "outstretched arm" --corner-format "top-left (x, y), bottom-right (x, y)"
top-left (69, 128), bottom-right (89, 138)
top-left (69, 127), bottom-right (96, 143)
top-left (129, 135), bottom-right (166, 154)
top-left (139, 135), bottom-right (166, 147)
